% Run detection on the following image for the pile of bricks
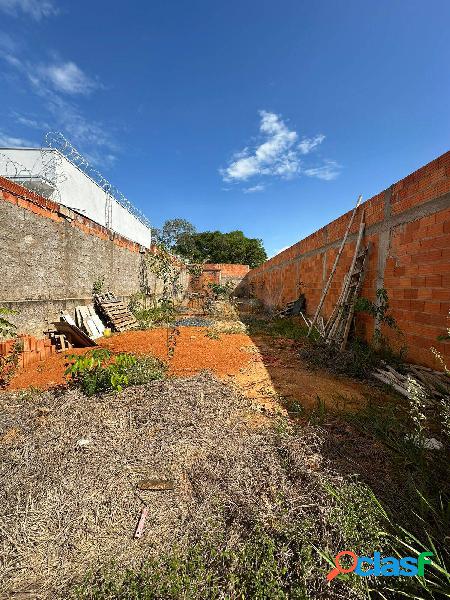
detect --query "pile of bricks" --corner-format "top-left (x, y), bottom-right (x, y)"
top-left (0, 335), bottom-right (55, 369)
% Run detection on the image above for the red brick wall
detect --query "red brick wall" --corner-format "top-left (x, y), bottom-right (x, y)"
top-left (0, 176), bottom-right (142, 254)
top-left (244, 152), bottom-right (450, 368)
top-left (193, 264), bottom-right (249, 292)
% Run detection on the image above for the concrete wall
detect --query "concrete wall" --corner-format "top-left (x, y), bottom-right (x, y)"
top-left (242, 151), bottom-right (450, 368)
top-left (0, 148), bottom-right (152, 248)
top-left (0, 176), bottom-right (152, 336)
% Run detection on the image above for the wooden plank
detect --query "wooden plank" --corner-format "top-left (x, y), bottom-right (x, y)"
top-left (54, 320), bottom-right (96, 347)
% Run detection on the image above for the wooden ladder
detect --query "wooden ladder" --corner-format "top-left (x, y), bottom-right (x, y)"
top-left (308, 194), bottom-right (363, 336)
top-left (325, 244), bottom-right (369, 350)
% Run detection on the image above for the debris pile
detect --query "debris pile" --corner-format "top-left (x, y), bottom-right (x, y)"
top-left (277, 293), bottom-right (306, 318)
top-left (373, 362), bottom-right (450, 401)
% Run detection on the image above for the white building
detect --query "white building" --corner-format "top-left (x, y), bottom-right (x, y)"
top-left (0, 145), bottom-right (152, 248)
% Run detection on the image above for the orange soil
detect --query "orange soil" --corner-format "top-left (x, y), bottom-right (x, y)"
top-left (8, 327), bottom-right (255, 391)
top-left (7, 327), bottom-right (377, 420)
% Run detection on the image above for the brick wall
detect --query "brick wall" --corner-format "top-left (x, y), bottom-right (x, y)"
top-left (190, 263), bottom-right (249, 293)
top-left (0, 177), bottom-right (154, 336)
top-left (243, 152), bottom-right (450, 368)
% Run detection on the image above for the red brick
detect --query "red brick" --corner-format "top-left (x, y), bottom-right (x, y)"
top-left (432, 289), bottom-right (449, 301)
top-left (411, 249), bottom-right (442, 264)
top-left (425, 274), bottom-right (443, 287)
top-left (404, 288), bottom-right (418, 299)
top-left (424, 302), bottom-right (442, 314)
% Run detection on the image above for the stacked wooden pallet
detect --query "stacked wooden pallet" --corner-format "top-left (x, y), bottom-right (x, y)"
top-left (94, 293), bottom-right (137, 332)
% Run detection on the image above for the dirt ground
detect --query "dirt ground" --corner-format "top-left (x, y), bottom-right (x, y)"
top-left (8, 326), bottom-right (379, 413)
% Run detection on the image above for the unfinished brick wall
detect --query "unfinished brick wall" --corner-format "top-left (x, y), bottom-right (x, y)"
top-left (0, 177), bottom-right (154, 336)
top-left (190, 264), bottom-right (249, 293)
top-left (243, 152), bottom-right (450, 368)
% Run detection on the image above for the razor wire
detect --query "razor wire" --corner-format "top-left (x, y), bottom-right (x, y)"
top-left (44, 131), bottom-right (151, 229)
top-left (0, 150), bottom-right (63, 204)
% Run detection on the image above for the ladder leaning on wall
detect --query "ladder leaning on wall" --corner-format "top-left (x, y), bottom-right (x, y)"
top-left (307, 194), bottom-right (366, 348)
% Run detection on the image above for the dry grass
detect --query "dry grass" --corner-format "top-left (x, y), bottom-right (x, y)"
top-left (1, 373), bottom-right (379, 599)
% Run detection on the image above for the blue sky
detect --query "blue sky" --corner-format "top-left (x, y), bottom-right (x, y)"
top-left (1, 0), bottom-right (449, 256)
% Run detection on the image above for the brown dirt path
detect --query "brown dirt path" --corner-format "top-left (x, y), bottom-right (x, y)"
top-left (7, 327), bottom-right (378, 414)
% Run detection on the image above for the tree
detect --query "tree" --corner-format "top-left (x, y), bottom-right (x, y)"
top-left (174, 230), bottom-right (267, 268)
top-left (152, 218), bottom-right (196, 250)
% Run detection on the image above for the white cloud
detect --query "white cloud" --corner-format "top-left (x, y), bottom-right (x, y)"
top-left (298, 134), bottom-right (325, 155)
top-left (222, 111), bottom-right (299, 182)
top-left (12, 112), bottom-right (49, 130)
top-left (2, 51), bottom-right (115, 158)
top-left (2, 51), bottom-right (100, 96)
top-left (304, 160), bottom-right (341, 181)
top-left (38, 61), bottom-right (99, 95)
top-left (0, 0), bottom-right (58, 20)
top-left (244, 184), bottom-right (265, 193)
top-left (221, 111), bottom-right (339, 188)
top-left (0, 131), bottom-right (35, 146)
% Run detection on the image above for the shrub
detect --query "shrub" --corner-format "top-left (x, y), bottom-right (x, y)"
top-left (208, 282), bottom-right (234, 299)
top-left (0, 307), bottom-right (20, 388)
top-left (92, 276), bottom-right (105, 295)
top-left (133, 302), bottom-right (175, 329)
top-left (65, 349), bottom-right (167, 395)
top-left (298, 337), bottom-right (379, 379)
top-left (0, 306), bottom-right (17, 339)
top-left (0, 340), bottom-right (22, 389)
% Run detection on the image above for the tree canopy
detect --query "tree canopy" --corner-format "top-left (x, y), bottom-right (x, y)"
top-left (153, 220), bottom-right (267, 268)
top-left (152, 218), bottom-right (196, 249)
top-left (175, 229), bottom-right (267, 269)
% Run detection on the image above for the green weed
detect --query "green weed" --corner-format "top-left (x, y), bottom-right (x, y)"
top-left (65, 349), bottom-right (167, 395)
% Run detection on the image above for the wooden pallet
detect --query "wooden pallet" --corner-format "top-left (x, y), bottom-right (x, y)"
top-left (94, 293), bottom-right (137, 332)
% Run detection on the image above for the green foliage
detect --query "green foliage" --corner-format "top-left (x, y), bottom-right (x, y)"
top-left (324, 480), bottom-right (388, 554)
top-left (153, 218), bottom-right (197, 251)
top-left (175, 229), bottom-right (267, 268)
top-left (205, 329), bottom-right (220, 340)
top-left (0, 306), bottom-right (17, 339)
top-left (299, 333), bottom-right (407, 379)
top-left (0, 339), bottom-right (22, 389)
top-left (92, 276), bottom-right (105, 296)
top-left (308, 396), bottom-right (328, 425)
top-left (355, 288), bottom-right (405, 355)
top-left (128, 291), bottom-right (146, 314)
top-left (146, 246), bottom-right (185, 304)
top-left (431, 309), bottom-right (450, 374)
top-left (65, 349), bottom-right (167, 395)
top-left (72, 527), bottom-right (311, 600)
top-left (338, 396), bottom-right (449, 599)
top-left (208, 281), bottom-right (234, 299)
top-left (133, 303), bottom-right (175, 329)
top-left (73, 476), bottom-right (395, 600)
top-left (0, 307), bottom-right (20, 388)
